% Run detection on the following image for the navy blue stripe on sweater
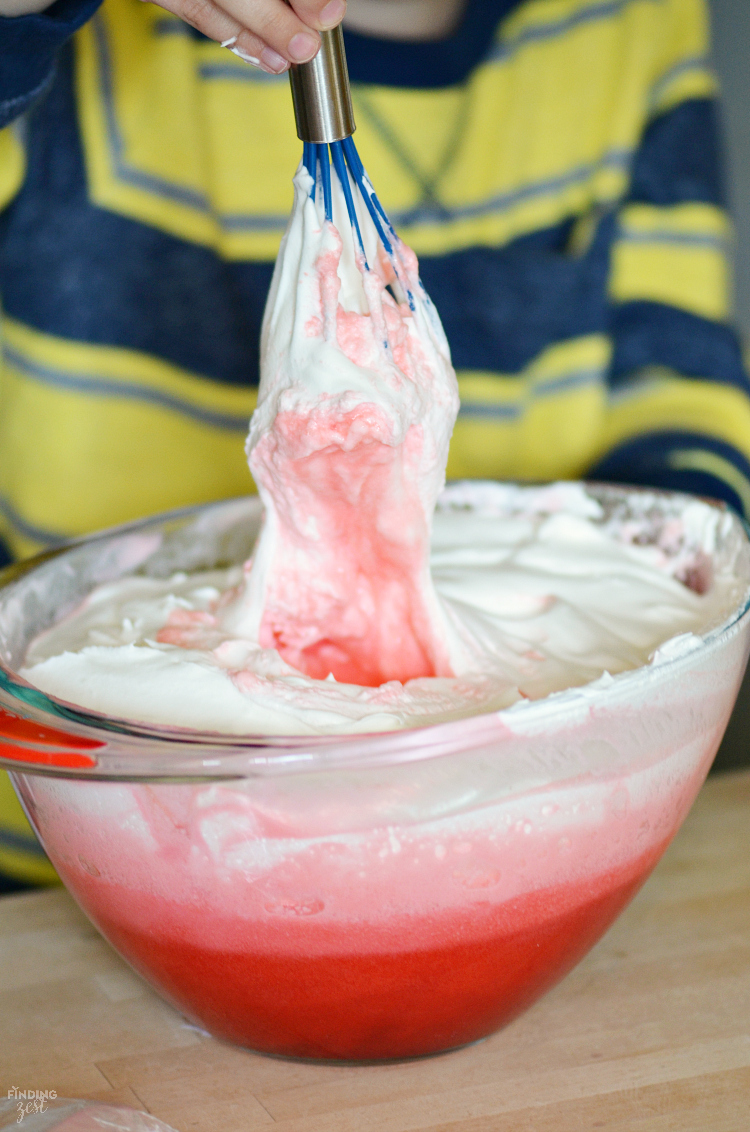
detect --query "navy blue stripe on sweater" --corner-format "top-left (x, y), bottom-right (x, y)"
top-left (0, 0), bottom-right (102, 127)
top-left (419, 216), bottom-right (612, 374)
top-left (627, 98), bottom-right (726, 208)
top-left (590, 432), bottom-right (750, 516)
top-left (610, 302), bottom-right (749, 393)
top-left (343, 0), bottom-right (520, 88)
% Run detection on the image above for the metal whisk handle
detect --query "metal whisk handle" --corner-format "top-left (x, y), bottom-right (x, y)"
top-left (289, 25), bottom-right (356, 143)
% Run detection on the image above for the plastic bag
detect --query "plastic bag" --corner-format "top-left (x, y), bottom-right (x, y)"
top-left (0, 1098), bottom-right (178, 1132)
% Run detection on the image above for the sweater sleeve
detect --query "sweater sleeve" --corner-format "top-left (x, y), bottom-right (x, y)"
top-left (591, 82), bottom-right (750, 517)
top-left (0, 0), bottom-right (103, 128)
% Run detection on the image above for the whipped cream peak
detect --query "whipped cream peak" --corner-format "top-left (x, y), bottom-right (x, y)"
top-left (250, 166), bottom-right (456, 461)
top-left (223, 163), bottom-right (460, 687)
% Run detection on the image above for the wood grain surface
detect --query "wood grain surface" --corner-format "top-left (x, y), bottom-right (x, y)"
top-left (1, 770), bottom-right (750, 1132)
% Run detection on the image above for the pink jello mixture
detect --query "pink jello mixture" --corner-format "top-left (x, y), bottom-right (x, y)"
top-left (23, 649), bottom-right (740, 1060)
top-left (247, 402), bottom-right (449, 686)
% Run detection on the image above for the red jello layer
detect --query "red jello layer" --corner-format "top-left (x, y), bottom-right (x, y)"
top-left (57, 839), bottom-right (667, 1061)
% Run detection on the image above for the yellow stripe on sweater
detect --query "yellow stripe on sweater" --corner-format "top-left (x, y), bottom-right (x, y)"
top-left (0, 320), bottom-right (256, 557)
top-left (600, 370), bottom-right (750, 464)
top-left (2, 318), bottom-right (256, 420)
top-left (448, 334), bottom-right (610, 480)
top-left (447, 350), bottom-right (750, 484)
top-left (649, 59), bottom-right (717, 117)
top-left (0, 128), bottom-right (25, 212)
top-left (611, 203), bottom-right (732, 321)
top-left (667, 448), bottom-right (750, 514)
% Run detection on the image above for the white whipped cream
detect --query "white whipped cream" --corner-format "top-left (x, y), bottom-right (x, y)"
top-left (21, 482), bottom-right (747, 735)
top-left (18, 165), bottom-right (750, 736)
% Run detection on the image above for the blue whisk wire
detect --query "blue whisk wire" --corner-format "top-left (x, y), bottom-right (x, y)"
top-left (341, 137), bottom-right (394, 256)
top-left (290, 26), bottom-right (419, 301)
top-left (302, 135), bottom-right (415, 309)
top-left (318, 144), bottom-right (333, 222)
top-left (330, 141), bottom-right (366, 259)
top-left (303, 142), bottom-right (317, 204)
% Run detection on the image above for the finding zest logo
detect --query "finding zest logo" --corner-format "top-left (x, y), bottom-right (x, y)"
top-left (6, 1088), bottom-right (58, 1124)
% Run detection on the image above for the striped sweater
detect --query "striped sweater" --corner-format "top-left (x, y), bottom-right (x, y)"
top-left (0, 0), bottom-right (748, 883)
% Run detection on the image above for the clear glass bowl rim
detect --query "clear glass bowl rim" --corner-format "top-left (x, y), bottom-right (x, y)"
top-left (1, 483), bottom-right (749, 782)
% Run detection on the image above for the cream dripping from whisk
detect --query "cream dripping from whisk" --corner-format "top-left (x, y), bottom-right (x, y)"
top-left (219, 164), bottom-right (461, 687)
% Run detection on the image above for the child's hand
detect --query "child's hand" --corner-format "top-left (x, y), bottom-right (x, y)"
top-left (0, 0), bottom-right (344, 74)
top-left (148, 0), bottom-right (346, 73)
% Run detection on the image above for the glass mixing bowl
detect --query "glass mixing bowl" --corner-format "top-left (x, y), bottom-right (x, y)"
top-left (1, 486), bottom-right (749, 1062)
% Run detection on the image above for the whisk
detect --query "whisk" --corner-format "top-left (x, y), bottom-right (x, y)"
top-left (288, 26), bottom-right (414, 306)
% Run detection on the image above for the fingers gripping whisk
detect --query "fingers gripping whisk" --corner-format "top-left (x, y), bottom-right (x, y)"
top-left (289, 26), bottom-right (414, 307)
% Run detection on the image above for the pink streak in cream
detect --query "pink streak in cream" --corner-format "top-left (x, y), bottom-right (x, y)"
top-left (218, 165), bottom-right (460, 686)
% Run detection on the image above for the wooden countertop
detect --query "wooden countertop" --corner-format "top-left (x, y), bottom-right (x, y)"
top-left (2, 770), bottom-right (750, 1131)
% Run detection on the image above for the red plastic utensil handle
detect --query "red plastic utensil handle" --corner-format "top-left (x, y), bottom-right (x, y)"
top-left (0, 707), bottom-right (103, 750)
top-left (0, 739), bottom-right (98, 769)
